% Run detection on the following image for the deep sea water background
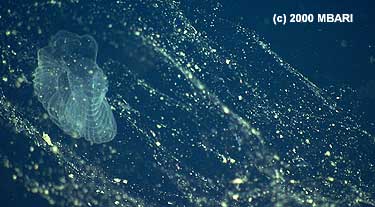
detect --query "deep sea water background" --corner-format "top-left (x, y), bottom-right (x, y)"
top-left (0, 0), bottom-right (374, 206)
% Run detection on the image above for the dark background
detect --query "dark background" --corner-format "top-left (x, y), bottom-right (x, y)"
top-left (219, 0), bottom-right (375, 132)
top-left (1, 0), bottom-right (374, 206)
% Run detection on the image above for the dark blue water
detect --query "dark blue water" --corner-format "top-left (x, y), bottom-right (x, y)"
top-left (0, 0), bottom-right (374, 206)
top-left (223, 0), bottom-right (375, 129)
